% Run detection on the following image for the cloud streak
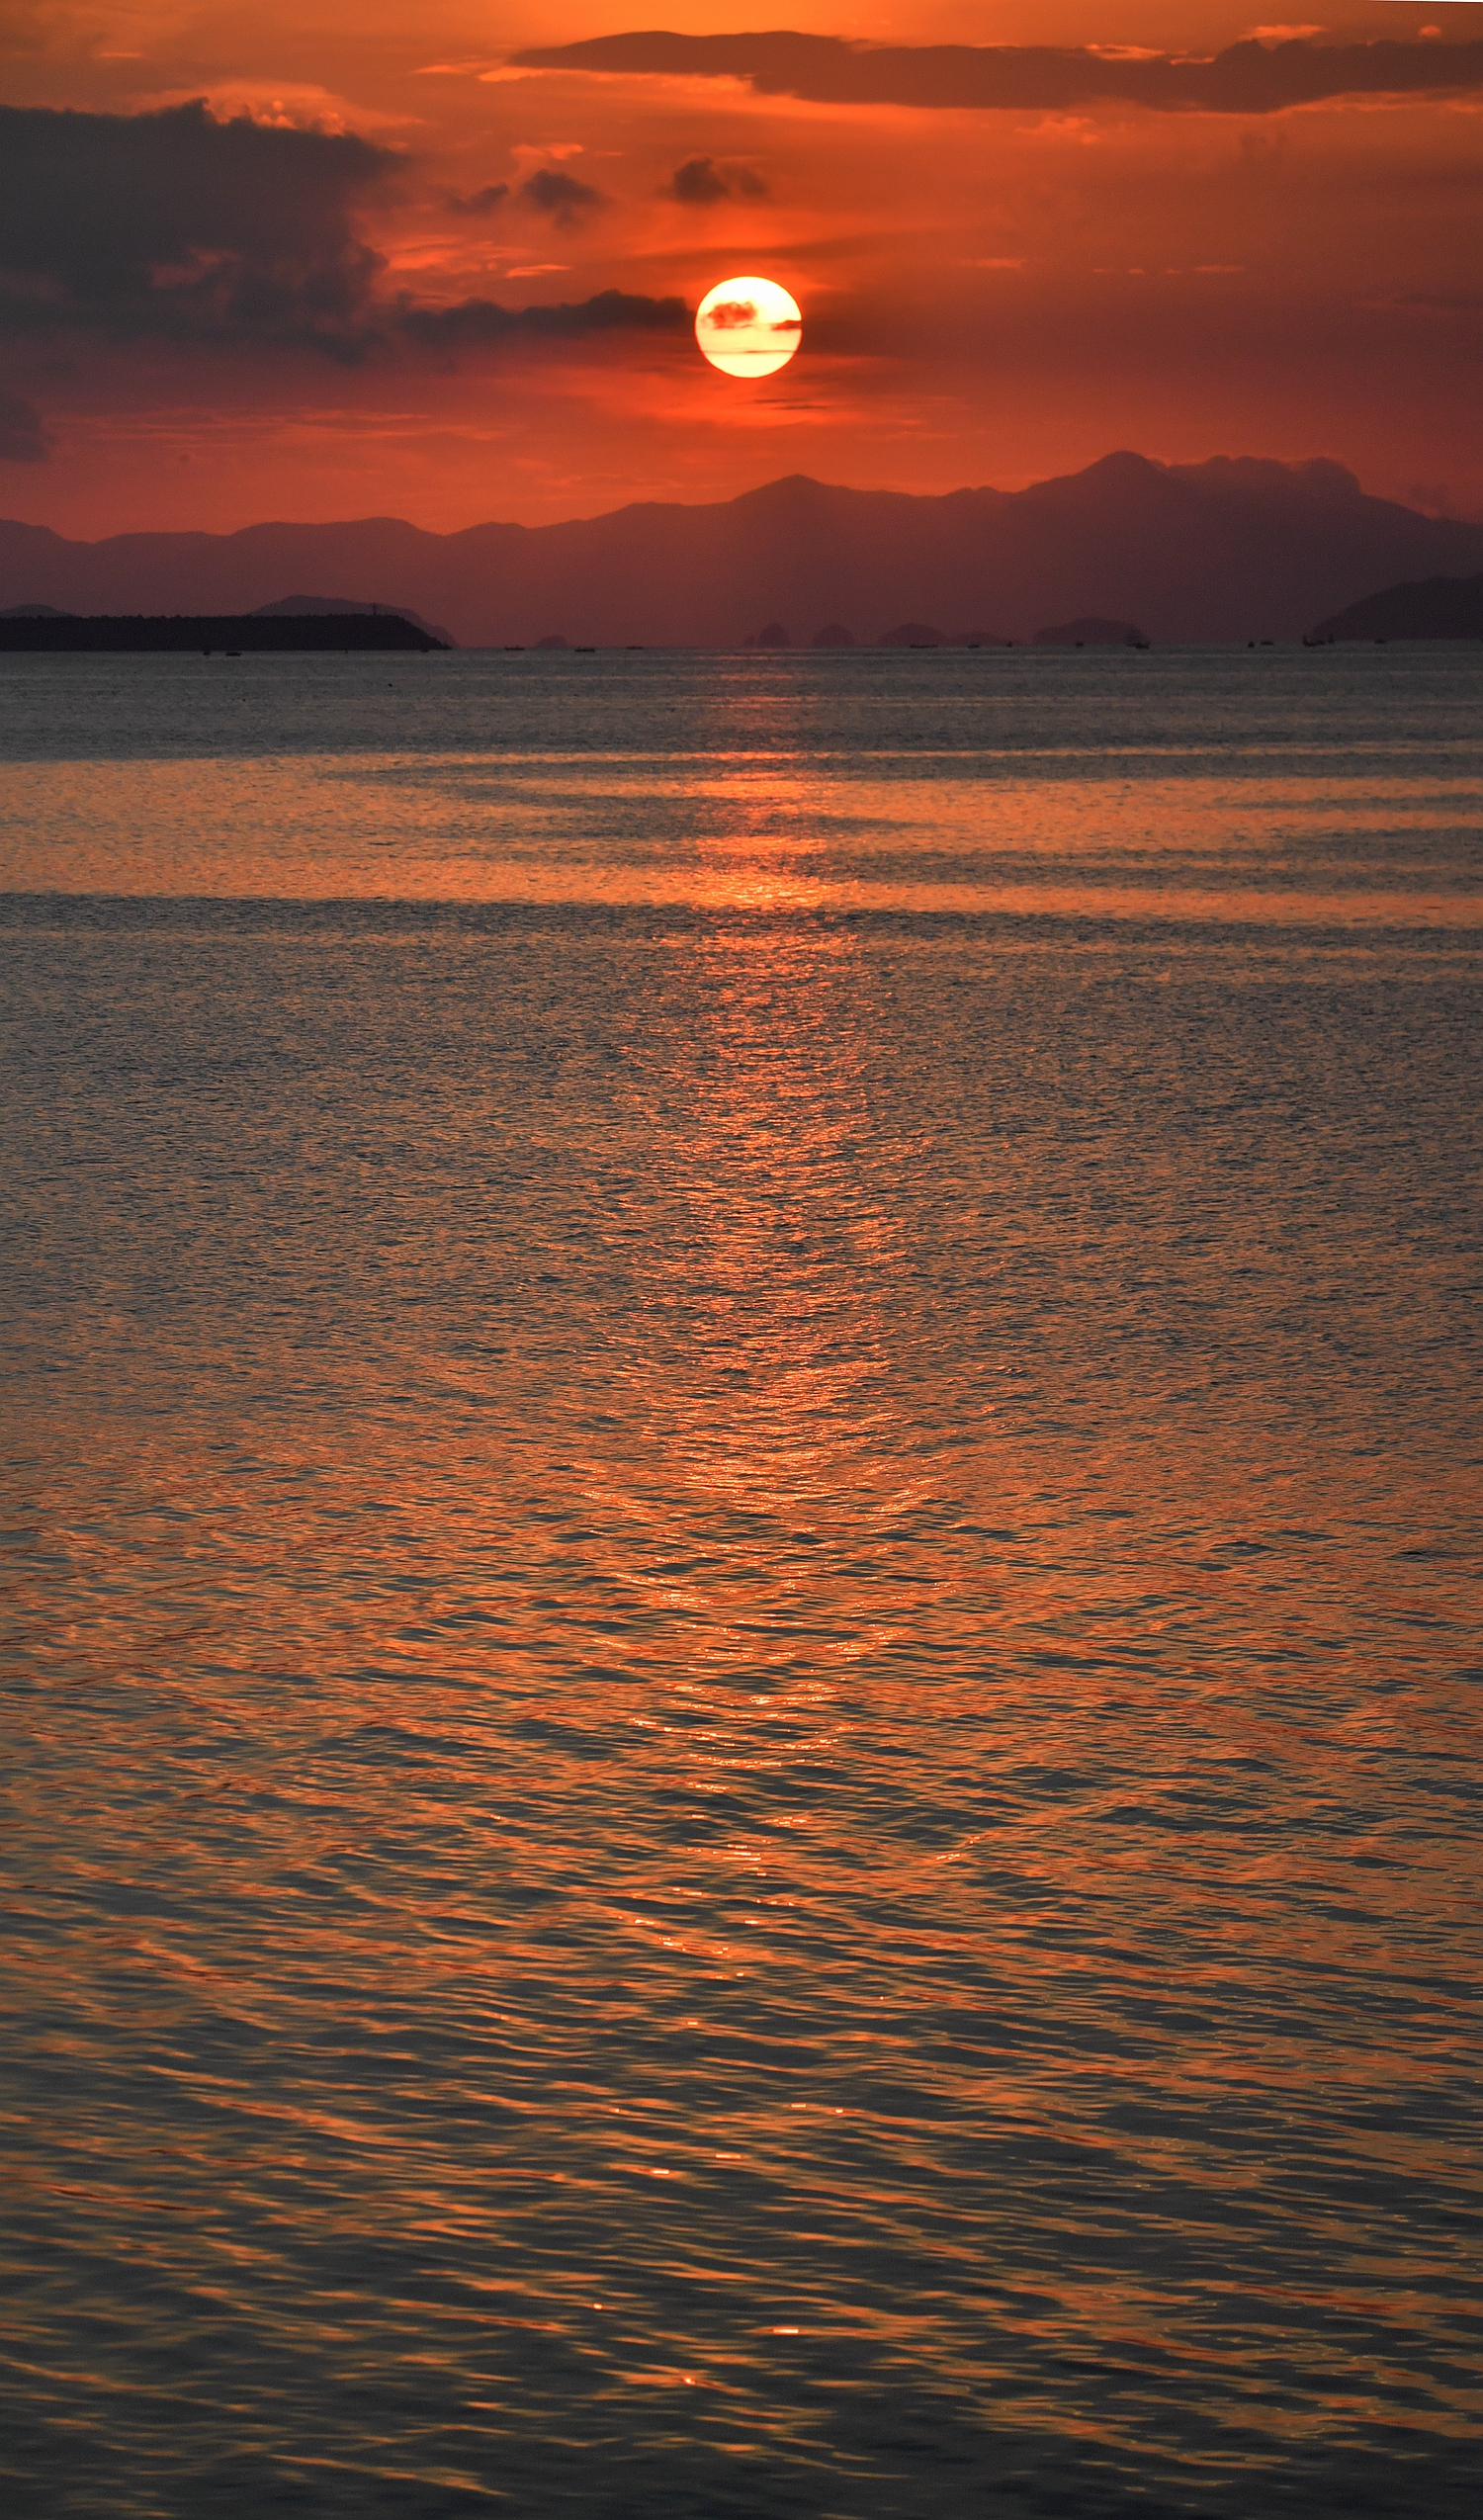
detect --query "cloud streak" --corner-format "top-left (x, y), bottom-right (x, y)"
top-left (445, 184), bottom-right (509, 216)
top-left (0, 387), bottom-right (47, 462)
top-left (511, 32), bottom-right (1483, 117)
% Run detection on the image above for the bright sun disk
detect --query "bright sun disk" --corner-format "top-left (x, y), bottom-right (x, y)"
top-left (695, 277), bottom-right (803, 379)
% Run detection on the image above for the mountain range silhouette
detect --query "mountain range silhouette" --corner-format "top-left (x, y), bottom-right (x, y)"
top-left (4, 455), bottom-right (1481, 648)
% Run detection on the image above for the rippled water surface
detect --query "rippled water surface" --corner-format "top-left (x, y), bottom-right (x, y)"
top-left (2, 650), bottom-right (1480, 2517)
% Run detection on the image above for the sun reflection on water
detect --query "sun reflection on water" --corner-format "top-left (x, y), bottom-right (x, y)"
top-left (2, 648), bottom-right (1481, 2513)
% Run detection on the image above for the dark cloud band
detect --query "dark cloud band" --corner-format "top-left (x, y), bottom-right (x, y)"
top-left (511, 32), bottom-right (1483, 117)
top-left (398, 290), bottom-right (687, 348)
top-left (0, 101), bottom-right (391, 355)
top-left (0, 104), bottom-right (680, 360)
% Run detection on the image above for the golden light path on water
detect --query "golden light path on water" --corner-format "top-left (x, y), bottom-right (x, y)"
top-left (4, 757), bottom-right (1481, 926)
top-left (1, 645), bottom-right (1480, 2517)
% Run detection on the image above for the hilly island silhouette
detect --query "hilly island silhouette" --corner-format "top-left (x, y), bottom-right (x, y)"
top-left (1309, 572), bottom-right (1483, 644)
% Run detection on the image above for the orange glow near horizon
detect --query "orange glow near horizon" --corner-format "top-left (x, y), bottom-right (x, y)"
top-left (0, 3), bottom-right (1480, 531)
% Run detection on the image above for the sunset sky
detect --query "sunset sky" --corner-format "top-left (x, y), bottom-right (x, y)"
top-left (2, 2), bottom-right (1480, 533)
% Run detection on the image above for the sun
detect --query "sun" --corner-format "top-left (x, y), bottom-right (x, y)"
top-left (695, 277), bottom-right (803, 379)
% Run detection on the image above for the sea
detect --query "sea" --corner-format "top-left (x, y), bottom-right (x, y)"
top-left (1, 646), bottom-right (1479, 2519)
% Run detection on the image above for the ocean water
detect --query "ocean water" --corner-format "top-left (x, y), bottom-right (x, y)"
top-left (1, 647), bottom-right (1479, 2519)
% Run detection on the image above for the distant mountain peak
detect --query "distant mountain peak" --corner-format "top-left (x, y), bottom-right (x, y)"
top-left (1081, 450), bottom-right (1165, 481)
